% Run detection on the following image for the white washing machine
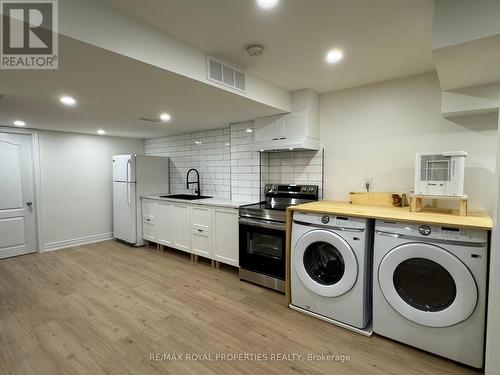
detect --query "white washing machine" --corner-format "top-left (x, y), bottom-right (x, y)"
top-left (291, 212), bottom-right (373, 335)
top-left (373, 220), bottom-right (488, 368)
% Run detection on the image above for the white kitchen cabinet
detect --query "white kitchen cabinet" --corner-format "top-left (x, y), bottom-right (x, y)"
top-left (283, 110), bottom-right (319, 139)
top-left (142, 199), bottom-right (157, 242)
top-left (212, 208), bottom-right (239, 267)
top-left (254, 114), bottom-right (285, 142)
top-left (174, 204), bottom-right (191, 253)
top-left (253, 110), bottom-right (319, 151)
top-left (142, 200), bottom-right (238, 266)
top-left (157, 201), bottom-right (175, 247)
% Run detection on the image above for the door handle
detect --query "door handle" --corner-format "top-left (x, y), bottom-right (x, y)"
top-left (126, 159), bottom-right (131, 205)
top-left (26, 202), bottom-right (33, 207)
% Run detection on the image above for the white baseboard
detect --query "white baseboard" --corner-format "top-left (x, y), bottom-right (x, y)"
top-left (42, 232), bottom-right (114, 252)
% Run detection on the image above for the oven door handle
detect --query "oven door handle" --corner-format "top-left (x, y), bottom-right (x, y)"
top-left (239, 217), bottom-right (285, 231)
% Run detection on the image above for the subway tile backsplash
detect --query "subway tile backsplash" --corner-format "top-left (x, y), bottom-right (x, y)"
top-left (144, 128), bottom-right (232, 200)
top-left (144, 122), bottom-right (323, 202)
top-left (261, 150), bottom-right (324, 198)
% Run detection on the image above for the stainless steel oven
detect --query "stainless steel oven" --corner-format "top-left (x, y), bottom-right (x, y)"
top-left (239, 184), bottom-right (319, 292)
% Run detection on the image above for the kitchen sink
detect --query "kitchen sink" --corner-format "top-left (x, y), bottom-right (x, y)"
top-left (159, 194), bottom-right (213, 200)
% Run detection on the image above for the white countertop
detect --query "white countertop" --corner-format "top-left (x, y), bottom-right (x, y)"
top-left (142, 195), bottom-right (257, 209)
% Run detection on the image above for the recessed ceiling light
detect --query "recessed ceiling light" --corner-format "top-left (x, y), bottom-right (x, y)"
top-left (246, 128), bottom-right (253, 133)
top-left (225, 142), bottom-right (230, 146)
top-left (289, 148), bottom-right (294, 150)
top-left (257, 0), bottom-right (279, 9)
top-left (259, 150), bottom-right (264, 152)
top-left (194, 141), bottom-right (202, 145)
top-left (326, 49), bottom-right (344, 64)
top-left (14, 120), bottom-right (26, 127)
top-left (160, 113), bottom-right (171, 122)
top-left (97, 129), bottom-right (106, 135)
top-left (60, 96), bottom-right (76, 106)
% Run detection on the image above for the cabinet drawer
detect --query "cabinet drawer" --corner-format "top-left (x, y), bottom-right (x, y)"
top-left (142, 199), bottom-right (157, 219)
top-left (191, 229), bottom-right (212, 258)
top-left (143, 217), bottom-right (156, 241)
top-left (191, 206), bottom-right (212, 232)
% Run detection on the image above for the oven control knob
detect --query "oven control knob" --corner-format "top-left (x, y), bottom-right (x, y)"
top-left (309, 187), bottom-right (315, 193)
top-left (321, 216), bottom-right (330, 224)
top-left (266, 186), bottom-right (272, 192)
top-left (418, 225), bottom-right (431, 236)
top-left (302, 187), bottom-right (307, 192)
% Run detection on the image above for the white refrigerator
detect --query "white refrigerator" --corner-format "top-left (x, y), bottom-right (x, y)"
top-left (112, 154), bottom-right (169, 246)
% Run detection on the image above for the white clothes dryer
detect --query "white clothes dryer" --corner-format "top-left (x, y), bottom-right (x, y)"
top-left (373, 220), bottom-right (488, 368)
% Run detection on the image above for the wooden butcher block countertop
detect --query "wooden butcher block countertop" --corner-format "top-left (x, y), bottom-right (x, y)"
top-left (287, 200), bottom-right (493, 230)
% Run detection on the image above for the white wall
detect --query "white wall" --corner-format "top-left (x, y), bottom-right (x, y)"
top-left (433, 0), bottom-right (500, 49)
top-left (485, 111), bottom-right (500, 375)
top-left (38, 130), bottom-right (143, 250)
top-left (320, 72), bottom-right (497, 212)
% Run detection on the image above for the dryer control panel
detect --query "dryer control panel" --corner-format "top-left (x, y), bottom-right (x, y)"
top-left (376, 221), bottom-right (488, 244)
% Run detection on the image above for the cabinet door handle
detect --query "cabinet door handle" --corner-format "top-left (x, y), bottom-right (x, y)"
top-left (197, 229), bottom-right (203, 232)
top-left (146, 218), bottom-right (151, 222)
top-left (272, 138), bottom-right (279, 141)
top-left (280, 137), bottom-right (287, 140)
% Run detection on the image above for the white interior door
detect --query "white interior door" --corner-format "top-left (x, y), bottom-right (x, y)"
top-left (0, 133), bottom-right (36, 259)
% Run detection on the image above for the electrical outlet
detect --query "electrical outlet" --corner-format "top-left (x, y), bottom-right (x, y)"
top-left (364, 177), bottom-right (373, 192)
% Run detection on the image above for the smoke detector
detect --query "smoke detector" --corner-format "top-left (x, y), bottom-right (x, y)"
top-left (247, 45), bottom-right (264, 57)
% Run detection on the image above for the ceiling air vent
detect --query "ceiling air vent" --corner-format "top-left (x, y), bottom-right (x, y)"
top-left (207, 55), bottom-right (246, 93)
top-left (140, 117), bottom-right (162, 123)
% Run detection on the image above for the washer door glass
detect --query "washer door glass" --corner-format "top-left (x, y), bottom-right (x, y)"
top-left (303, 242), bottom-right (345, 285)
top-left (293, 229), bottom-right (358, 298)
top-left (393, 258), bottom-right (456, 312)
top-left (378, 243), bottom-right (477, 328)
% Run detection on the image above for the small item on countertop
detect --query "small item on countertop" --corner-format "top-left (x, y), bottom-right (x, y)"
top-left (349, 192), bottom-right (408, 207)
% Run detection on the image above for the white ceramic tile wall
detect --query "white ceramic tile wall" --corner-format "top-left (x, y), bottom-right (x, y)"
top-left (144, 122), bottom-right (324, 202)
top-left (230, 121), bottom-right (261, 203)
top-left (261, 150), bottom-right (324, 198)
top-left (144, 128), bottom-right (232, 199)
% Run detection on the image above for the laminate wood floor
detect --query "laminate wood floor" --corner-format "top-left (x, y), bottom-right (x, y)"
top-left (0, 240), bottom-right (481, 375)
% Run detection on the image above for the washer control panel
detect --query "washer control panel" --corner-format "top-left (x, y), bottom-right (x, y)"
top-left (294, 212), bottom-right (367, 230)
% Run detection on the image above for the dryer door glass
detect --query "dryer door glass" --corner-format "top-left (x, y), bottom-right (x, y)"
top-left (303, 241), bottom-right (345, 285)
top-left (393, 258), bottom-right (456, 312)
top-left (378, 242), bottom-right (478, 327)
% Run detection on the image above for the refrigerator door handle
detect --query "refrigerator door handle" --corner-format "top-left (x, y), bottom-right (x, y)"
top-left (126, 159), bottom-right (131, 205)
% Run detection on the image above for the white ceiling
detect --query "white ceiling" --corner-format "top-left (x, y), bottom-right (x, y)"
top-left (100, 0), bottom-right (435, 93)
top-left (0, 37), bottom-right (282, 139)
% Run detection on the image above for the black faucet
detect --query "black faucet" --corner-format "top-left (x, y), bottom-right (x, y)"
top-left (186, 168), bottom-right (200, 196)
